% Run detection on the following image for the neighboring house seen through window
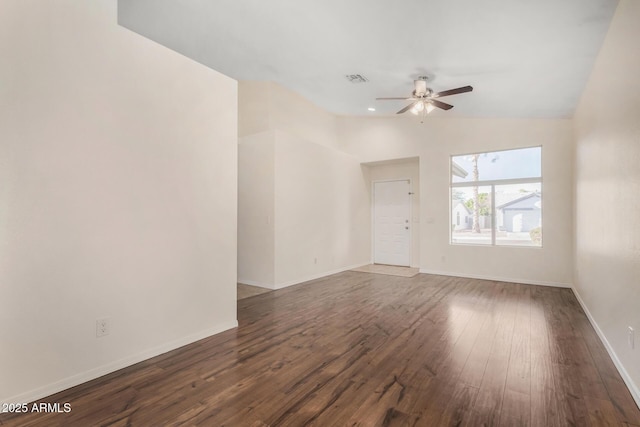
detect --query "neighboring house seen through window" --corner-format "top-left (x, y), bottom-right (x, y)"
top-left (450, 146), bottom-right (542, 247)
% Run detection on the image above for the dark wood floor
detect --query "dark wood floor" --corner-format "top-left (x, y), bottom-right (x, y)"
top-left (2, 272), bottom-right (639, 426)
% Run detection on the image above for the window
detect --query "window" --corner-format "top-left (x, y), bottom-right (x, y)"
top-left (450, 146), bottom-right (542, 247)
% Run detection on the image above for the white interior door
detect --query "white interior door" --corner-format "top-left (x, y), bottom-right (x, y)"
top-left (373, 180), bottom-right (411, 266)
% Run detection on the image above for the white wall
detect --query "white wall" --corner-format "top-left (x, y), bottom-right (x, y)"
top-left (366, 159), bottom-right (421, 268)
top-left (238, 82), bottom-right (370, 289)
top-left (0, 0), bottom-right (238, 403)
top-left (240, 83), bottom-right (574, 288)
top-left (238, 131), bottom-right (275, 286)
top-left (238, 82), bottom-right (273, 138)
top-left (338, 116), bottom-right (574, 287)
top-left (269, 85), bottom-right (339, 151)
top-left (273, 131), bottom-right (370, 287)
top-left (573, 0), bottom-right (640, 404)
top-left (239, 81), bottom-right (340, 150)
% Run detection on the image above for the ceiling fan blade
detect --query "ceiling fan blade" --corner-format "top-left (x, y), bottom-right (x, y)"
top-left (430, 99), bottom-right (454, 110)
top-left (432, 85), bottom-right (473, 98)
top-left (376, 97), bottom-right (414, 100)
top-left (396, 102), bottom-right (417, 114)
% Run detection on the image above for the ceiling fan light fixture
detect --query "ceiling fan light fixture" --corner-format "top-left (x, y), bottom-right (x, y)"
top-left (426, 103), bottom-right (435, 114)
top-left (411, 101), bottom-right (425, 114)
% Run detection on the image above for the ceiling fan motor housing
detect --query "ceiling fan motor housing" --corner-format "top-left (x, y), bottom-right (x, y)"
top-left (414, 79), bottom-right (428, 96)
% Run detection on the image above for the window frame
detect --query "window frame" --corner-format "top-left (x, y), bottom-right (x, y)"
top-left (449, 146), bottom-right (543, 248)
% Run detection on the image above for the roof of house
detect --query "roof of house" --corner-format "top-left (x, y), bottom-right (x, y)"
top-left (451, 161), bottom-right (468, 179)
top-left (496, 192), bottom-right (541, 209)
top-left (454, 201), bottom-right (472, 214)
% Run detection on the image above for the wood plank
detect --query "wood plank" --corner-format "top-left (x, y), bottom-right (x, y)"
top-left (530, 286), bottom-right (564, 427)
top-left (466, 283), bottom-right (520, 426)
top-left (1, 273), bottom-right (638, 427)
top-left (499, 285), bottom-right (531, 427)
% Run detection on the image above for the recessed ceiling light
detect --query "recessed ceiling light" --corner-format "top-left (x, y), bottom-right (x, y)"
top-left (367, 107), bottom-right (376, 112)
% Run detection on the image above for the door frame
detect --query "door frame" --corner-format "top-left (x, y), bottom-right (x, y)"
top-left (371, 178), bottom-right (413, 266)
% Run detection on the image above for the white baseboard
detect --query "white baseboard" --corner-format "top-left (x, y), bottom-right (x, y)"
top-left (571, 287), bottom-right (640, 409)
top-left (273, 262), bottom-right (370, 290)
top-left (2, 320), bottom-right (238, 405)
top-left (418, 269), bottom-right (571, 288)
top-left (237, 278), bottom-right (276, 290)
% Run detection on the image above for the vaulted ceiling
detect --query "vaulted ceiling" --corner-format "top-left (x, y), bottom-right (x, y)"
top-left (118, 0), bottom-right (618, 118)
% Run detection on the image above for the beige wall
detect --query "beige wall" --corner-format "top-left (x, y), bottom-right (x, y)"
top-left (0, 0), bottom-right (238, 403)
top-left (238, 131), bottom-right (275, 286)
top-left (338, 116), bottom-right (574, 287)
top-left (238, 82), bottom-right (273, 138)
top-left (238, 82), bottom-right (370, 289)
top-left (574, 0), bottom-right (640, 403)
top-left (239, 81), bottom-right (340, 150)
top-left (241, 83), bottom-right (575, 288)
top-left (366, 159), bottom-right (421, 268)
top-left (273, 131), bottom-right (370, 287)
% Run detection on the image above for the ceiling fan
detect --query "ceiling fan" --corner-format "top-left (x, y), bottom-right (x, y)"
top-left (376, 76), bottom-right (473, 122)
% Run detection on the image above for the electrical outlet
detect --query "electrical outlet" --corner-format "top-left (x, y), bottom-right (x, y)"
top-left (629, 326), bottom-right (635, 349)
top-left (96, 318), bottom-right (110, 338)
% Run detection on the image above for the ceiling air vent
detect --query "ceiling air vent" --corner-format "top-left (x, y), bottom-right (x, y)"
top-left (345, 74), bottom-right (369, 83)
